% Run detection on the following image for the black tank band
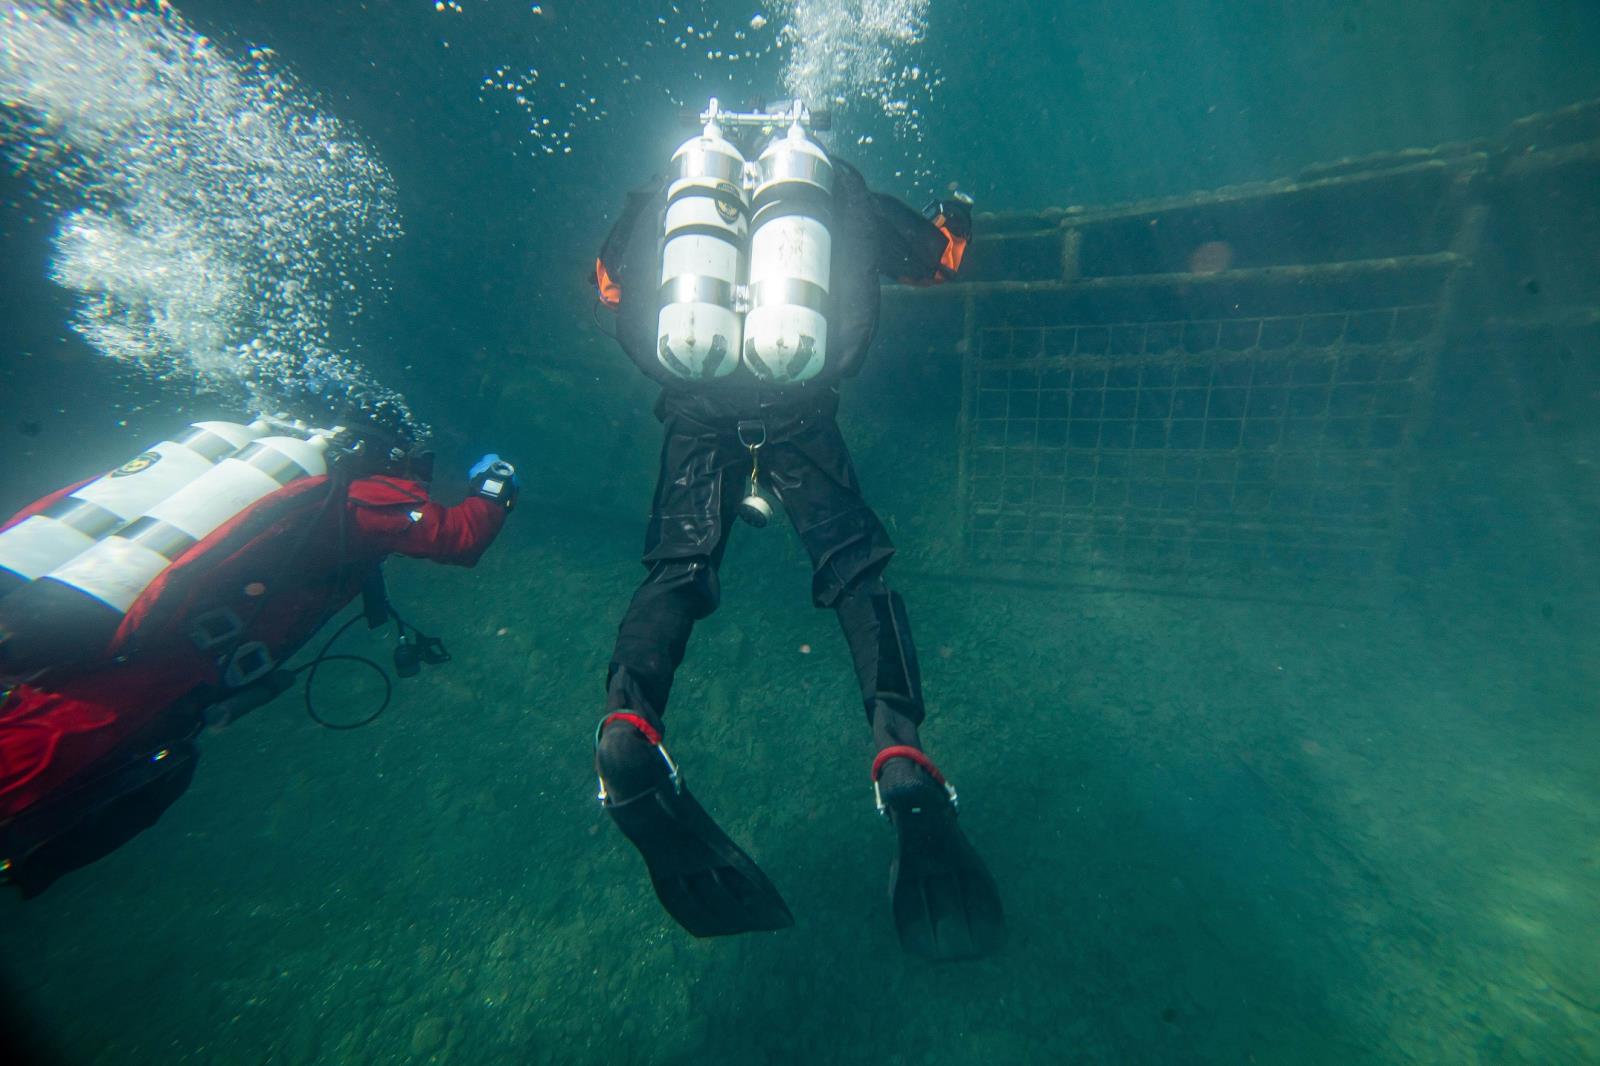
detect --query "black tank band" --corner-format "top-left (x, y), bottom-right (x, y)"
top-left (659, 274), bottom-right (737, 309)
top-left (748, 277), bottom-right (829, 313)
top-left (41, 497), bottom-right (125, 539)
top-left (114, 516), bottom-right (199, 561)
top-left (176, 427), bottom-right (244, 462)
top-left (667, 183), bottom-right (748, 221)
top-left (233, 441), bottom-right (312, 485)
top-left (664, 223), bottom-right (745, 247)
top-left (751, 182), bottom-right (835, 232)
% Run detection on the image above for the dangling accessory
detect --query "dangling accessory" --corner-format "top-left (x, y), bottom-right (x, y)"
top-left (298, 595), bottom-right (449, 729)
top-left (390, 625), bottom-right (451, 679)
top-left (299, 565), bottom-right (449, 729)
top-left (736, 420), bottom-right (774, 528)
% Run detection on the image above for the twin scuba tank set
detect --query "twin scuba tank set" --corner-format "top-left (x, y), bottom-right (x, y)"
top-left (657, 97), bottom-right (835, 385)
top-left (0, 415), bottom-right (328, 677)
top-left (657, 99), bottom-right (835, 528)
top-left (0, 416), bottom-right (454, 728)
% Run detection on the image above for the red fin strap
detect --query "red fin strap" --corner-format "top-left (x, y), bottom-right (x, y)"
top-left (601, 711), bottom-right (661, 747)
top-left (871, 745), bottom-right (946, 786)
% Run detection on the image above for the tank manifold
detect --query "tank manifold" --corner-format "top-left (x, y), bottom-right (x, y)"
top-left (682, 97), bottom-right (833, 133)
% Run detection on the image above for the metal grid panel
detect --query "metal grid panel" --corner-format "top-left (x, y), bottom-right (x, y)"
top-left (963, 306), bottom-right (1441, 576)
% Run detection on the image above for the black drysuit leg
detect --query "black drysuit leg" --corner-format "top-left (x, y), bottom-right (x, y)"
top-left (830, 577), bottom-right (925, 751)
top-left (601, 407), bottom-right (933, 795)
top-left (601, 414), bottom-right (743, 796)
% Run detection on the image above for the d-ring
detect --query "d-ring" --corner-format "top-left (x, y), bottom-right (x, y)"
top-left (736, 420), bottom-right (767, 450)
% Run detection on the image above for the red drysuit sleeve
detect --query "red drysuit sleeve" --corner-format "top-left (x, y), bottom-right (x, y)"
top-left (345, 477), bottom-right (507, 566)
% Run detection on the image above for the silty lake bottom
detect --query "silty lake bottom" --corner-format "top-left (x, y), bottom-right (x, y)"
top-left (4, 509), bottom-right (1598, 1064)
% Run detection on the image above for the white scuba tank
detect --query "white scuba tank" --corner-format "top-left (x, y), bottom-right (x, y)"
top-left (743, 121), bottom-right (834, 384)
top-left (656, 114), bottom-right (749, 381)
top-left (38, 432), bottom-right (333, 617)
top-left (0, 419), bottom-right (268, 596)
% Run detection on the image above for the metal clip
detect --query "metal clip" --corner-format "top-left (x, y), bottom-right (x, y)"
top-left (736, 419), bottom-right (767, 451)
top-left (222, 641), bottom-right (275, 689)
top-left (737, 419), bottom-right (768, 511)
top-left (595, 738), bottom-right (682, 807)
top-left (740, 425), bottom-right (764, 487)
top-left (873, 778), bottom-right (960, 820)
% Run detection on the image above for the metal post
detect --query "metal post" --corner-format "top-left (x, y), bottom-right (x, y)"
top-left (957, 292), bottom-right (978, 561)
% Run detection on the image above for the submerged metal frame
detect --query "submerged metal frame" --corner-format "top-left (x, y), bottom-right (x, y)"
top-left (888, 132), bottom-right (1518, 583)
top-left (958, 304), bottom-right (1448, 577)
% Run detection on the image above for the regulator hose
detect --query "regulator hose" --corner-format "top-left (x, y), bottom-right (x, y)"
top-left (295, 611), bottom-right (391, 731)
top-left (294, 604), bottom-right (445, 731)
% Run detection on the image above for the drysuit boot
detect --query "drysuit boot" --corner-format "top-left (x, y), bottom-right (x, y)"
top-left (597, 718), bottom-right (793, 938)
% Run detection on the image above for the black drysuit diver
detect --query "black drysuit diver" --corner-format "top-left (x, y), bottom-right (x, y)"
top-left (591, 146), bottom-right (1003, 960)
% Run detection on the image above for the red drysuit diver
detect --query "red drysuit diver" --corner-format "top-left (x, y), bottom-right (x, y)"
top-left (0, 418), bottom-right (516, 896)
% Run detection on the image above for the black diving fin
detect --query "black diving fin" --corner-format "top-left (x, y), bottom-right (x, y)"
top-left (597, 714), bottom-right (792, 938)
top-left (875, 747), bottom-right (1005, 961)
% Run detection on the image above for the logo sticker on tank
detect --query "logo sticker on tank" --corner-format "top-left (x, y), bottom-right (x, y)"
top-left (111, 451), bottom-right (162, 478)
top-left (715, 181), bottom-right (742, 224)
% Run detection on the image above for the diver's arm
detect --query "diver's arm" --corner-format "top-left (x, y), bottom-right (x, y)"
top-left (347, 470), bottom-right (511, 567)
top-left (869, 191), bottom-right (972, 285)
top-left (359, 497), bottom-right (507, 566)
top-left (593, 181), bottom-right (661, 308)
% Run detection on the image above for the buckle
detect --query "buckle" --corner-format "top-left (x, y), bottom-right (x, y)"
top-left (222, 642), bottom-right (275, 689)
top-left (190, 608), bottom-right (244, 651)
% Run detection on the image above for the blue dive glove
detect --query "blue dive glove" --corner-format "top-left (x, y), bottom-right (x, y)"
top-left (468, 453), bottom-right (519, 510)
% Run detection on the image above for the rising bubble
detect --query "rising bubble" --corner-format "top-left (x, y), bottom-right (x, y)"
top-left (0, 0), bottom-right (421, 436)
